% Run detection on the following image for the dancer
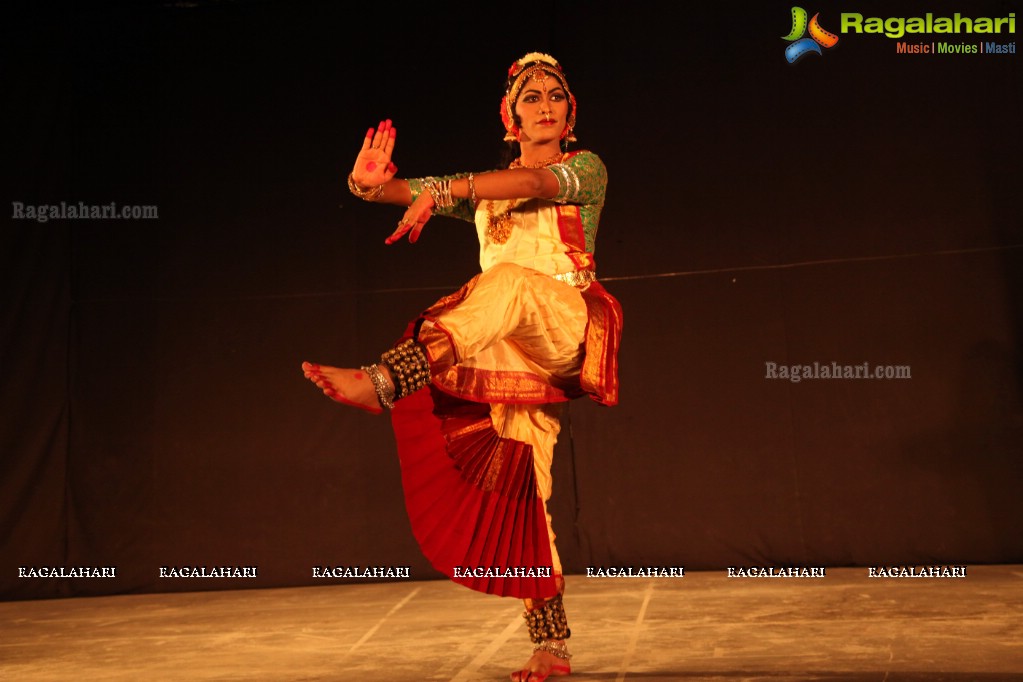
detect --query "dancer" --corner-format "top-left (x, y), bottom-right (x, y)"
top-left (303, 52), bottom-right (622, 681)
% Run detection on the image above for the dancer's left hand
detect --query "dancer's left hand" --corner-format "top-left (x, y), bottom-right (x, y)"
top-left (386, 191), bottom-right (434, 244)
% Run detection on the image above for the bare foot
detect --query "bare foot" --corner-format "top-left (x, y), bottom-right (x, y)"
top-left (510, 649), bottom-right (571, 681)
top-left (301, 361), bottom-right (387, 415)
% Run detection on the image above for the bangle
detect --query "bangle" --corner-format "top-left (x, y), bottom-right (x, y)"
top-left (347, 172), bottom-right (385, 202)
top-left (422, 176), bottom-right (441, 207)
top-left (422, 177), bottom-right (454, 210)
top-left (362, 364), bottom-right (395, 409)
top-left (440, 178), bottom-right (453, 208)
top-left (467, 173), bottom-right (477, 206)
top-left (547, 164), bottom-right (580, 204)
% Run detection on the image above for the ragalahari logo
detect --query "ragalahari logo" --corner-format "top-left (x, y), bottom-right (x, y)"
top-left (783, 7), bottom-right (839, 63)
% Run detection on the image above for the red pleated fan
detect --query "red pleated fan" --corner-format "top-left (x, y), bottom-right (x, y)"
top-left (390, 387), bottom-right (557, 599)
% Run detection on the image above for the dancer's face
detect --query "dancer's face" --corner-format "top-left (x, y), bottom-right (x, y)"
top-left (514, 73), bottom-right (569, 143)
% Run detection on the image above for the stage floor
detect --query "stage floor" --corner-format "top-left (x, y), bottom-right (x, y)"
top-left (2, 565), bottom-right (1021, 681)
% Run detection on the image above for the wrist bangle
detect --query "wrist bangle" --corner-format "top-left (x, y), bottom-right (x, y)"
top-left (422, 176), bottom-right (441, 208)
top-left (422, 176), bottom-right (454, 210)
top-left (468, 173), bottom-right (477, 206)
top-left (440, 178), bottom-right (453, 208)
top-left (347, 172), bottom-right (385, 201)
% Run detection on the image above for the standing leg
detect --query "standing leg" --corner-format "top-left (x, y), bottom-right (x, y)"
top-left (515, 590), bottom-right (572, 680)
top-left (496, 403), bottom-right (573, 680)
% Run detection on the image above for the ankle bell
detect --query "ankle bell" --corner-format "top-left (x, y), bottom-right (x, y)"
top-left (524, 593), bottom-right (571, 644)
top-left (367, 338), bottom-right (431, 409)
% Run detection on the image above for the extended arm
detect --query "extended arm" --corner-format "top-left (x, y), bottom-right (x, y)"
top-left (348, 121), bottom-right (594, 244)
top-left (386, 168), bottom-right (561, 244)
top-left (349, 121), bottom-right (558, 213)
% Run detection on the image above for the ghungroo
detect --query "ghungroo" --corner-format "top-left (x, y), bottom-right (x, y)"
top-left (380, 338), bottom-right (431, 400)
top-left (523, 593), bottom-right (571, 644)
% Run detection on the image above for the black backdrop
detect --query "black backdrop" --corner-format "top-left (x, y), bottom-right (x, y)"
top-left (3, 0), bottom-right (1021, 601)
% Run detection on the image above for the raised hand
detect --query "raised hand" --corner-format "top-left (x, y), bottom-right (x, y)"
top-left (351, 119), bottom-right (398, 188)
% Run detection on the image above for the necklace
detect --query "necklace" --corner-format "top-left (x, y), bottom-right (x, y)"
top-left (486, 200), bottom-right (517, 244)
top-left (510, 151), bottom-right (564, 169)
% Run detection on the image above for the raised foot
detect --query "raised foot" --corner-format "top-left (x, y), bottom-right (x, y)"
top-left (510, 650), bottom-right (571, 681)
top-left (301, 361), bottom-right (384, 415)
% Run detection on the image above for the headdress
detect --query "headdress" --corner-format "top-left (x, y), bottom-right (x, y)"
top-left (501, 52), bottom-right (577, 143)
